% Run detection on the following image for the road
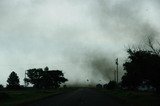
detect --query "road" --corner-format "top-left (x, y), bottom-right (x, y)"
top-left (27, 88), bottom-right (122, 106)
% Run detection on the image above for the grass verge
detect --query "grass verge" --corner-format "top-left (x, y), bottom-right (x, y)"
top-left (99, 89), bottom-right (160, 106)
top-left (0, 88), bottom-right (74, 106)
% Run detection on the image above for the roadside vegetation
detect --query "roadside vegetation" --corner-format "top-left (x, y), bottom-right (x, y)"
top-left (0, 66), bottom-right (68, 106)
top-left (96, 37), bottom-right (160, 106)
top-left (121, 37), bottom-right (160, 93)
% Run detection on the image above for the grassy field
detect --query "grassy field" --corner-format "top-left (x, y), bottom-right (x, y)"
top-left (100, 89), bottom-right (160, 106)
top-left (0, 88), bottom-right (72, 106)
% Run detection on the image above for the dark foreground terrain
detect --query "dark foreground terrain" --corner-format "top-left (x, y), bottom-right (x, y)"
top-left (27, 88), bottom-right (121, 106)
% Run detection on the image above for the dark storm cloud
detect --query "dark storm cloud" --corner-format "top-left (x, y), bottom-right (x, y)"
top-left (0, 0), bottom-right (160, 85)
top-left (92, 0), bottom-right (159, 41)
top-left (75, 0), bottom-right (160, 83)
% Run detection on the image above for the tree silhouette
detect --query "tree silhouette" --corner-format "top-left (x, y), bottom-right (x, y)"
top-left (25, 68), bottom-right (43, 88)
top-left (44, 66), bottom-right (49, 71)
top-left (107, 81), bottom-right (117, 90)
top-left (25, 67), bottom-right (68, 89)
top-left (0, 84), bottom-right (4, 90)
top-left (122, 48), bottom-right (160, 92)
top-left (7, 71), bottom-right (20, 89)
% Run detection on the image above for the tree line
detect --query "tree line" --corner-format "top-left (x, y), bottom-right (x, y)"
top-left (0, 66), bottom-right (68, 89)
top-left (1, 37), bottom-right (160, 93)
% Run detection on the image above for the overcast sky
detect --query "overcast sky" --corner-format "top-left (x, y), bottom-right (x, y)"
top-left (0, 0), bottom-right (160, 86)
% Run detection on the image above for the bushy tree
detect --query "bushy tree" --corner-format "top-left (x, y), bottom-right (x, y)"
top-left (25, 68), bottom-right (44, 88)
top-left (122, 48), bottom-right (160, 92)
top-left (7, 71), bottom-right (20, 89)
top-left (25, 67), bottom-right (68, 89)
top-left (107, 81), bottom-right (118, 90)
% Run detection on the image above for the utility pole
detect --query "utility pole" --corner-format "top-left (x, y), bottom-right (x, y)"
top-left (24, 70), bottom-right (27, 87)
top-left (114, 70), bottom-right (116, 82)
top-left (116, 58), bottom-right (119, 83)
